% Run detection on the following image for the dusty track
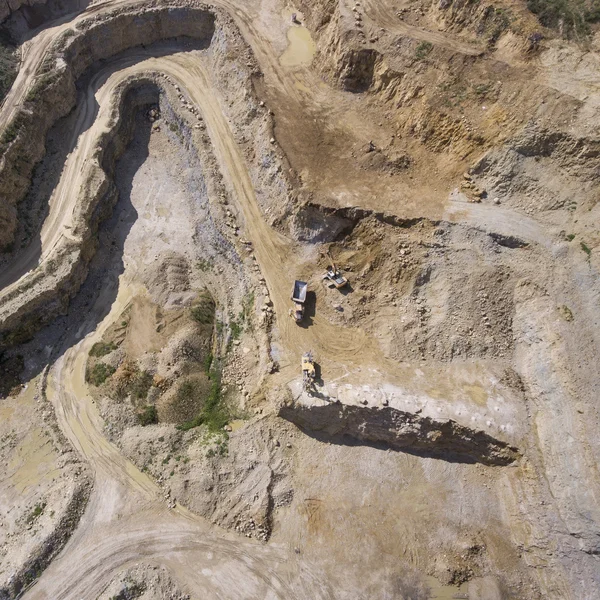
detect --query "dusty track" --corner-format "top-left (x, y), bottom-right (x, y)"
top-left (0, 3), bottom-right (352, 596)
top-left (360, 0), bottom-right (484, 57)
top-left (3, 0), bottom-right (599, 598)
top-left (2, 12), bottom-right (388, 596)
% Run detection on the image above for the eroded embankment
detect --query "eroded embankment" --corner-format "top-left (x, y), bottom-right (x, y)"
top-left (0, 79), bottom-right (160, 349)
top-left (0, 371), bottom-right (92, 600)
top-left (0, 1), bottom-right (292, 352)
top-left (280, 399), bottom-right (520, 466)
top-left (291, 199), bottom-right (529, 251)
top-left (0, 0), bottom-right (215, 252)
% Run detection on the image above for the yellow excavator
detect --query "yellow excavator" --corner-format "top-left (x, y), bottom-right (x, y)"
top-left (302, 351), bottom-right (316, 391)
top-left (322, 250), bottom-right (348, 289)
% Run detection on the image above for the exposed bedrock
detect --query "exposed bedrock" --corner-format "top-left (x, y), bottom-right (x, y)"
top-left (0, 0), bottom-right (89, 39)
top-left (0, 3), bottom-right (289, 351)
top-left (279, 399), bottom-right (520, 466)
top-left (0, 1), bottom-right (216, 252)
top-left (471, 124), bottom-right (600, 214)
top-left (0, 78), bottom-right (159, 349)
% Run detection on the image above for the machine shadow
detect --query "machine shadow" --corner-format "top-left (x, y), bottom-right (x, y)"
top-left (297, 290), bottom-right (316, 329)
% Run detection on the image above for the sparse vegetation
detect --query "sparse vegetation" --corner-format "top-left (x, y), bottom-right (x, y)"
top-left (26, 502), bottom-right (46, 525)
top-left (24, 72), bottom-right (59, 104)
top-left (415, 41), bottom-right (433, 60)
top-left (90, 341), bottom-right (117, 357)
top-left (527, 0), bottom-right (600, 38)
top-left (130, 371), bottom-right (153, 400)
top-left (109, 579), bottom-right (145, 600)
top-left (239, 292), bottom-right (255, 331)
top-left (566, 233), bottom-right (576, 241)
top-left (486, 7), bottom-right (513, 43)
top-left (558, 305), bottom-right (574, 321)
top-left (196, 258), bottom-right (213, 271)
top-left (581, 241), bottom-right (592, 256)
top-left (0, 35), bottom-right (18, 106)
top-left (138, 405), bottom-right (158, 426)
top-left (1, 120), bottom-right (20, 145)
top-left (45, 258), bottom-right (58, 275)
top-left (167, 119), bottom-right (184, 142)
top-left (230, 319), bottom-right (243, 340)
top-left (204, 351), bottom-right (214, 374)
top-left (191, 290), bottom-right (216, 325)
top-left (178, 361), bottom-right (228, 432)
top-left (473, 82), bottom-right (493, 98)
top-left (112, 361), bottom-right (154, 400)
top-left (435, 78), bottom-right (498, 108)
top-left (87, 363), bottom-right (116, 386)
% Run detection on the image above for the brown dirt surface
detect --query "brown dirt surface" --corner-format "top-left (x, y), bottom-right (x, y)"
top-left (0, 0), bottom-right (599, 598)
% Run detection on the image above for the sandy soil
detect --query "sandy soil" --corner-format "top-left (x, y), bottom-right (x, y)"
top-left (0, 375), bottom-right (91, 597)
top-left (0, 0), bottom-right (598, 598)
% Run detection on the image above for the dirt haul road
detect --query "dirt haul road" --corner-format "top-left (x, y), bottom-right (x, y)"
top-left (10, 45), bottom-right (340, 599)
top-left (5, 24), bottom-right (389, 600)
top-left (4, 0), bottom-right (599, 598)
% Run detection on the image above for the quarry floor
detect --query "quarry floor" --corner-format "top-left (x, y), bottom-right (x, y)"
top-left (0, 0), bottom-right (599, 599)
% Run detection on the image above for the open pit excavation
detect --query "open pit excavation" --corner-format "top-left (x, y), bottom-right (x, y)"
top-left (0, 0), bottom-right (600, 598)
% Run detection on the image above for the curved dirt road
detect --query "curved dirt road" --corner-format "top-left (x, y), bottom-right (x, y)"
top-left (5, 0), bottom-right (590, 598)
top-left (5, 15), bottom-right (378, 597)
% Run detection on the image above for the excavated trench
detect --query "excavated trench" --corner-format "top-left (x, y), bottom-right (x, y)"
top-left (0, 27), bottom-right (526, 475)
top-left (0, 77), bottom-right (163, 348)
top-left (0, 5), bottom-right (223, 348)
top-left (0, 0), bottom-right (529, 476)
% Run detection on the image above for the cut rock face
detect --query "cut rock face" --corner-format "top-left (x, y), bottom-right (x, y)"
top-left (280, 397), bottom-right (519, 466)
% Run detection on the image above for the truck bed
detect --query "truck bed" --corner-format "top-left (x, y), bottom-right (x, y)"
top-left (292, 280), bottom-right (308, 303)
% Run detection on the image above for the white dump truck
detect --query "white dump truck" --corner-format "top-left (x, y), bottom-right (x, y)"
top-left (291, 280), bottom-right (308, 322)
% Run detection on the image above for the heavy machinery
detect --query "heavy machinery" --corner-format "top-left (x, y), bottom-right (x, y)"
top-left (302, 351), bottom-right (316, 391)
top-left (322, 251), bottom-right (348, 289)
top-left (291, 280), bottom-right (308, 322)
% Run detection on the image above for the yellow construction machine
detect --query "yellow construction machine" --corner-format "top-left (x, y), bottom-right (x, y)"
top-left (302, 351), bottom-right (316, 391)
top-left (322, 250), bottom-right (348, 289)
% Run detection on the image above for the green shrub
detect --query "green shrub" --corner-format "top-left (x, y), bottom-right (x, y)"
top-left (1, 121), bottom-right (19, 144)
top-left (26, 502), bottom-right (46, 524)
top-left (178, 366), bottom-right (228, 433)
top-left (191, 291), bottom-right (216, 325)
top-left (0, 38), bottom-right (18, 106)
top-left (87, 363), bottom-right (116, 386)
top-left (204, 352), bottom-right (213, 374)
top-left (130, 371), bottom-right (153, 400)
top-left (230, 319), bottom-right (242, 339)
top-left (89, 341), bottom-right (117, 357)
top-left (527, 0), bottom-right (600, 38)
top-left (196, 258), bottom-right (213, 271)
top-left (138, 405), bottom-right (158, 426)
top-left (581, 241), bottom-right (592, 256)
top-left (415, 41), bottom-right (433, 60)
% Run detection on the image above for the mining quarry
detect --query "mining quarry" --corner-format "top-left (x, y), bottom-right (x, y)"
top-left (0, 0), bottom-right (599, 598)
